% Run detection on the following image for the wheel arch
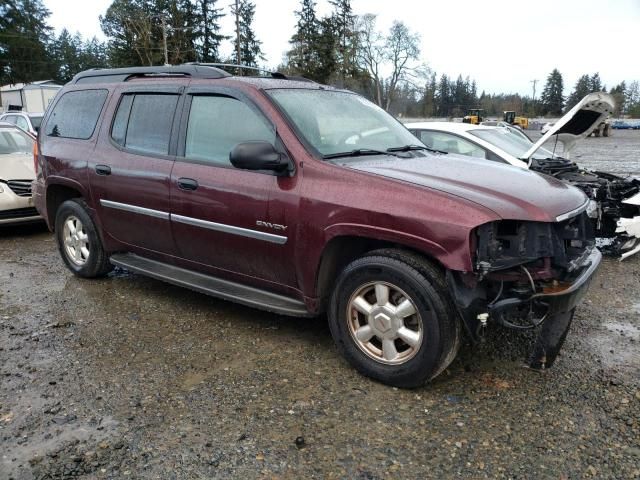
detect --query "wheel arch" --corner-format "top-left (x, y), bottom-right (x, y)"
top-left (313, 232), bottom-right (449, 313)
top-left (45, 178), bottom-right (88, 231)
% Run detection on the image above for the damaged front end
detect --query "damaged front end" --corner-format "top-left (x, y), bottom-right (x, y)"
top-left (530, 158), bottom-right (640, 259)
top-left (448, 210), bottom-right (601, 369)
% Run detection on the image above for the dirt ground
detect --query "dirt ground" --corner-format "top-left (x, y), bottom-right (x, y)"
top-left (1, 133), bottom-right (639, 479)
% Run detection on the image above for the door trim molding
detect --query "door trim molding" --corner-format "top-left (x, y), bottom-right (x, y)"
top-left (172, 213), bottom-right (287, 244)
top-left (100, 199), bottom-right (169, 220)
top-left (99, 199), bottom-right (287, 245)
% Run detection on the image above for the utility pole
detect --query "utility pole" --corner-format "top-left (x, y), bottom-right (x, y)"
top-left (530, 79), bottom-right (538, 116)
top-left (530, 79), bottom-right (538, 101)
top-left (234, 0), bottom-right (241, 72)
top-left (161, 15), bottom-right (169, 66)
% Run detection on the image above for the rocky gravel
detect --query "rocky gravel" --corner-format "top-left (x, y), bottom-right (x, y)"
top-left (1, 133), bottom-right (639, 479)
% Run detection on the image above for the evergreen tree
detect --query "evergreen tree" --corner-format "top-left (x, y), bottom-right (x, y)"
top-left (51, 29), bottom-right (83, 83)
top-left (231, 0), bottom-right (263, 67)
top-left (540, 68), bottom-right (564, 115)
top-left (566, 74), bottom-right (591, 110)
top-left (51, 30), bottom-right (109, 83)
top-left (436, 74), bottom-right (451, 116)
top-left (194, 0), bottom-right (225, 62)
top-left (421, 72), bottom-right (437, 117)
top-left (287, 0), bottom-right (320, 78)
top-left (328, 0), bottom-right (357, 83)
top-left (0, 0), bottom-right (54, 84)
top-left (589, 72), bottom-right (602, 92)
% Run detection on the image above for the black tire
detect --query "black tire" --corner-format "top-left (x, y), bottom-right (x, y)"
top-left (55, 198), bottom-right (113, 278)
top-left (328, 249), bottom-right (460, 388)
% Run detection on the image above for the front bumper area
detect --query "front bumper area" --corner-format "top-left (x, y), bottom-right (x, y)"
top-left (491, 248), bottom-right (601, 369)
top-left (448, 248), bottom-right (602, 370)
top-left (488, 248), bottom-right (601, 317)
top-left (0, 184), bottom-right (42, 226)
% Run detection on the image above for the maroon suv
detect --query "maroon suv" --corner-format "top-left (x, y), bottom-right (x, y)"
top-left (33, 65), bottom-right (600, 387)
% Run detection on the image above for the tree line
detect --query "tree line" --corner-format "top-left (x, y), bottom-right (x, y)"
top-left (2, 0), bottom-right (639, 117)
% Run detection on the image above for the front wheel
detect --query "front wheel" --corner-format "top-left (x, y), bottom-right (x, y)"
top-left (328, 250), bottom-right (460, 388)
top-left (55, 199), bottom-right (113, 278)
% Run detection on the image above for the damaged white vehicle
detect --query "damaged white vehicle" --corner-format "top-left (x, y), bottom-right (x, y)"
top-left (407, 92), bottom-right (640, 260)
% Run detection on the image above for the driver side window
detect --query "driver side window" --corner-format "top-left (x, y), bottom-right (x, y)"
top-left (184, 95), bottom-right (275, 167)
top-left (417, 130), bottom-right (487, 159)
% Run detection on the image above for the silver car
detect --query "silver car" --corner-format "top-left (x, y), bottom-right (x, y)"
top-left (0, 122), bottom-right (42, 225)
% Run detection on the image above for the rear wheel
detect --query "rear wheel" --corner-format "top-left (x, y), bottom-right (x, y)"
top-left (328, 250), bottom-right (460, 388)
top-left (55, 199), bottom-right (113, 278)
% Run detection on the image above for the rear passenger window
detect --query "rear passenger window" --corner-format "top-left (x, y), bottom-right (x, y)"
top-left (45, 90), bottom-right (108, 139)
top-left (417, 130), bottom-right (487, 159)
top-left (184, 95), bottom-right (274, 166)
top-left (111, 94), bottom-right (178, 156)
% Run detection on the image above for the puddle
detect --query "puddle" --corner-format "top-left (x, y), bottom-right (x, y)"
top-left (588, 320), bottom-right (640, 375)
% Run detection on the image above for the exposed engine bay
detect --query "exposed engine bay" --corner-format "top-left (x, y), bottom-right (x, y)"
top-left (530, 158), bottom-right (640, 259)
top-left (448, 212), bottom-right (600, 369)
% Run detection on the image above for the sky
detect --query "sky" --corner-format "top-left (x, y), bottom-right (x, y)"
top-left (43, 0), bottom-right (640, 96)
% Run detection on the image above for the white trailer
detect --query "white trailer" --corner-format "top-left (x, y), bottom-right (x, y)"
top-left (0, 80), bottom-right (62, 113)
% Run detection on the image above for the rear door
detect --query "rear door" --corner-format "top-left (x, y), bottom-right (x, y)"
top-left (170, 87), bottom-right (297, 288)
top-left (89, 86), bottom-right (182, 254)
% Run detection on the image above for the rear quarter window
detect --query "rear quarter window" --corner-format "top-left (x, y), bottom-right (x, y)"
top-left (111, 93), bottom-right (179, 156)
top-left (44, 89), bottom-right (108, 140)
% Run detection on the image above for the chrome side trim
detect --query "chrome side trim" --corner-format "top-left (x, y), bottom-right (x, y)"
top-left (100, 199), bottom-right (169, 220)
top-left (555, 200), bottom-right (589, 222)
top-left (171, 214), bottom-right (288, 245)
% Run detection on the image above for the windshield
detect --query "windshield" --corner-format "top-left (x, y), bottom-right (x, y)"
top-left (267, 89), bottom-right (421, 157)
top-left (29, 115), bottom-right (43, 131)
top-left (0, 127), bottom-right (34, 155)
top-left (470, 128), bottom-right (556, 161)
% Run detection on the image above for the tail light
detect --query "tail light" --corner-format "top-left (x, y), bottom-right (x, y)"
top-left (33, 141), bottom-right (39, 175)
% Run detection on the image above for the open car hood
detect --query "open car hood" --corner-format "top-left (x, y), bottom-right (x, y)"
top-left (523, 92), bottom-right (615, 162)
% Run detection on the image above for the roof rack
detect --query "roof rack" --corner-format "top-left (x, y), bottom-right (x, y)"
top-left (71, 65), bottom-right (231, 84)
top-left (181, 63), bottom-right (316, 83)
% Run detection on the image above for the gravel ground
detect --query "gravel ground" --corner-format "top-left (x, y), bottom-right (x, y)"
top-left (1, 134), bottom-right (639, 479)
top-left (531, 129), bottom-right (640, 176)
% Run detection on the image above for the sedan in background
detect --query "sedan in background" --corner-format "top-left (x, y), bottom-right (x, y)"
top-left (0, 122), bottom-right (42, 225)
top-left (407, 93), bottom-right (640, 259)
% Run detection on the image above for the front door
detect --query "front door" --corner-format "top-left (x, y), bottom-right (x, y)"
top-left (170, 89), bottom-right (297, 289)
top-left (90, 87), bottom-right (182, 255)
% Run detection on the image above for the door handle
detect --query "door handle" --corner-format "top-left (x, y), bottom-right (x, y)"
top-left (177, 178), bottom-right (198, 191)
top-left (95, 165), bottom-right (111, 176)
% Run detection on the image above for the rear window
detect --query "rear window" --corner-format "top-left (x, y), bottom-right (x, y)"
top-left (111, 93), bottom-right (179, 156)
top-left (45, 89), bottom-right (108, 139)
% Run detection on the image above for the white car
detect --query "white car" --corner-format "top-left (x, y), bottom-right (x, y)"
top-left (0, 122), bottom-right (42, 225)
top-left (0, 111), bottom-right (44, 136)
top-left (406, 93), bottom-right (640, 260)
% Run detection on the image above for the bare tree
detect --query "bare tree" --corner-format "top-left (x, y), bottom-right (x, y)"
top-left (356, 14), bottom-right (385, 106)
top-left (356, 15), bottom-right (422, 110)
top-left (383, 21), bottom-right (420, 110)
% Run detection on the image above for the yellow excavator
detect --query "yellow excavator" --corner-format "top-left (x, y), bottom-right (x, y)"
top-left (503, 111), bottom-right (529, 130)
top-left (462, 109), bottom-right (484, 125)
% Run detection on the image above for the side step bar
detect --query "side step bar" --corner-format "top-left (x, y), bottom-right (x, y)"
top-left (110, 253), bottom-right (311, 317)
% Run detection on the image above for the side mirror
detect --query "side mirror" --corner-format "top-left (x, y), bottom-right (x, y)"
top-left (230, 141), bottom-right (289, 172)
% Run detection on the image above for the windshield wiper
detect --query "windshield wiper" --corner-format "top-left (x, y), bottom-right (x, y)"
top-left (322, 148), bottom-right (400, 160)
top-left (387, 144), bottom-right (448, 155)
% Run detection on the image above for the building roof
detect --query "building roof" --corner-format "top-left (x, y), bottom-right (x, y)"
top-left (0, 80), bottom-right (61, 92)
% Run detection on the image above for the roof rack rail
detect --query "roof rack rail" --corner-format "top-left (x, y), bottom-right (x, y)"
top-left (71, 65), bottom-right (231, 84)
top-left (181, 63), bottom-right (316, 83)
